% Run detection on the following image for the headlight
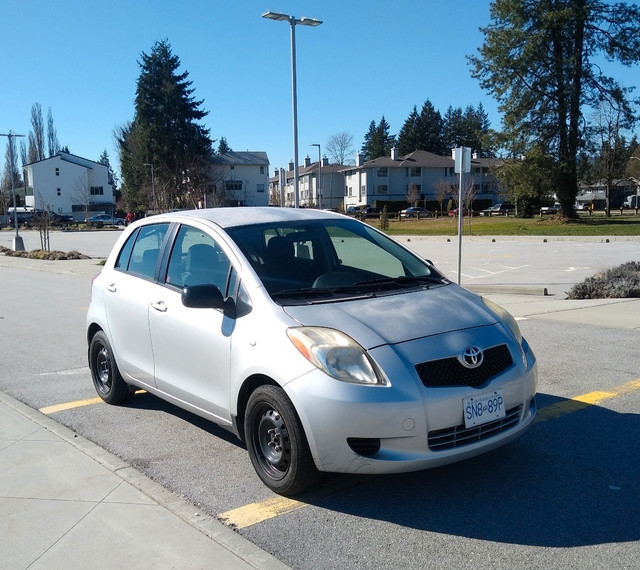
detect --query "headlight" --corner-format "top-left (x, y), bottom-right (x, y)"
top-left (482, 297), bottom-right (533, 370)
top-left (482, 297), bottom-right (522, 344)
top-left (287, 327), bottom-right (387, 385)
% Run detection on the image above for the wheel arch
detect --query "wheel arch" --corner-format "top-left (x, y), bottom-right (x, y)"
top-left (235, 374), bottom-right (279, 443)
top-left (87, 322), bottom-right (103, 348)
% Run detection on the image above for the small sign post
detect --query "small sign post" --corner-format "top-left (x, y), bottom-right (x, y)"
top-left (453, 147), bottom-right (471, 285)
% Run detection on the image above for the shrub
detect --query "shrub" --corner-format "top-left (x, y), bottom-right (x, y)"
top-left (567, 261), bottom-right (640, 299)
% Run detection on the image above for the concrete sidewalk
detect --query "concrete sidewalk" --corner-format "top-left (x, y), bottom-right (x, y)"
top-left (0, 391), bottom-right (291, 570)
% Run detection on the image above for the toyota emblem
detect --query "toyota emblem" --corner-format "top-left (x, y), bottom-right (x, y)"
top-left (460, 346), bottom-right (484, 369)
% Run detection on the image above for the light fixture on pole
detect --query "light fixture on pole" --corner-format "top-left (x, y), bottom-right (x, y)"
top-left (143, 163), bottom-right (157, 212)
top-left (262, 11), bottom-right (322, 208)
top-left (311, 143), bottom-right (321, 208)
top-left (0, 131), bottom-right (26, 251)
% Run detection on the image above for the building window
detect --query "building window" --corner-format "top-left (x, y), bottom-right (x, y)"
top-left (55, 168), bottom-right (59, 176)
top-left (225, 180), bottom-right (243, 191)
top-left (377, 185), bottom-right (388, 195)
top-left (348, 186), bottom-right (353, 197)
top-left (90, 186), bottom-right (104, 195)
top-left (257, 184), bottom-right (265, 192)
top-left (376, 167), bottom-right (388, 177)
top-left (260, 166), bottom-right (264, 174)
top-left (57, 188), bottom-right (61, 196)
top-left (410, 167), bottom-right (421, 177)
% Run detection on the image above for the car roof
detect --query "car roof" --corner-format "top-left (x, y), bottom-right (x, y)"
top-left (144, 207), bottom-right (347, 229)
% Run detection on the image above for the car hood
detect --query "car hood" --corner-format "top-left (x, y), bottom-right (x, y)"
top-left (282, 284), bottom-right (498, 349)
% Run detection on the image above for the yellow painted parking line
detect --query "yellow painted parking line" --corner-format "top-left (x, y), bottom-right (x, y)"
top-left (39, 390), bottom-right (147, 415)
top-left (535, 378), bottom-right (640, 424)
top-left (219, 497), bottom-right (305, 530)
top-left (222, 378), bottom-right (640, 530)
top-left (39, 397), bottom-right (104, 415)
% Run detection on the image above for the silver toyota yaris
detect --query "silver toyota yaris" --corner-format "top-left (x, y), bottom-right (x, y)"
top-left (87, 207), bottom-right (537, 495)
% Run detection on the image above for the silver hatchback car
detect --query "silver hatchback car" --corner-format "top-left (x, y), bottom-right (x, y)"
top-left (87, 207), bottom-right (537, 495)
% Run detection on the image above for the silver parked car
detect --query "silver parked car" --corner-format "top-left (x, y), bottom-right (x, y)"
top-left (87, 208), bottom-right (537, 495)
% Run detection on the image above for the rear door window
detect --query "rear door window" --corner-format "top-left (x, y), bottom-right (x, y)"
top-left (116, 223), bottom-right (169, 280)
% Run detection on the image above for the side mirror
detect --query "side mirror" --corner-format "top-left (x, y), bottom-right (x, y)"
top-left (181, 284), bottom-right (225, 309)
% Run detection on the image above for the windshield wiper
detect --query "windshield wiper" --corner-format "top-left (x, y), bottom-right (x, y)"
top-left (353, 275), bottom-right (443, 289)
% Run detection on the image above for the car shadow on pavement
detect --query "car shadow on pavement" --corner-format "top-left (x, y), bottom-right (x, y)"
top-left (109, 390), bottom-right (245, 448)
top-left (302, 391), bottom-right (639, 548)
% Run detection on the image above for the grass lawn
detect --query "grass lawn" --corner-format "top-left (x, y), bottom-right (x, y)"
top-left (375, 211), bottom-right (640, 237)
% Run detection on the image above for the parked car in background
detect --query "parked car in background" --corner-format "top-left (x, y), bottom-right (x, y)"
top-left (87, 207), bottom-right (537, 496)
top-left (447, 208), bottom-right (475, 217)
top-left (480, 203), bottom-right (515, 217)
top-left (540, 203), bottom-right (561, 215)
top-left (400, 206), bottom-right (433, 219)
top-left (86, 214), bottom-right (125, 227)
top-left (623, 195), bottom-right (640, 209)
top-left (346, 205), bottom-right (362, 215)
top-left (34, 211), bottom-right (75, 226)
top-left (361, 206), bottom-right (381, 218)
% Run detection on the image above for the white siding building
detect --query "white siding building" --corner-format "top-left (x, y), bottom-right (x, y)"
top-left (209, 151), bottom-right (270, 207)
top-left (24, 152), bottom-right (115, 220)
top-left (342, 149), bottom-right (503, 212)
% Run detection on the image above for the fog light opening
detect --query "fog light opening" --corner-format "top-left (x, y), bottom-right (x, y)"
top-left (347, 437), bottom-right (381, 457)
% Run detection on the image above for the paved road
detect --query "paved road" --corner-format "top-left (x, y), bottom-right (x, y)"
top-left (1, 230), bottom-right (639, 569)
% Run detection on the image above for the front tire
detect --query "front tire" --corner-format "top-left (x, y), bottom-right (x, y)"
top-left (245, 385), bottom-right (320, 496)
top-left (89, 331), bottom-right (132, 404)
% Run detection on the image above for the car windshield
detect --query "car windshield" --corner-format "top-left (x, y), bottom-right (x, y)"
top-left (226, 218), bottom-right (447, 304)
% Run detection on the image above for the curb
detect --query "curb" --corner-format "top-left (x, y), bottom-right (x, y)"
top-left (465, 284), bottom-right (549, 296)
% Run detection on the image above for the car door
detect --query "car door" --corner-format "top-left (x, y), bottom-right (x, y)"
top-left (102, 223), bottom-right (170, 387)
top-left (148, 224), bottom-right (233, 424)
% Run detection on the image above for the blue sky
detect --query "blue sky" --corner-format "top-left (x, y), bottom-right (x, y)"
top-left (2, 1), bottom-right (638, 178)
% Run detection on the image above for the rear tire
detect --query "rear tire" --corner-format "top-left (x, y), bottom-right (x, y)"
top-left (89, 331), bottom-right (132, 404)
top-left (245, 385), bottom-right (320, 496)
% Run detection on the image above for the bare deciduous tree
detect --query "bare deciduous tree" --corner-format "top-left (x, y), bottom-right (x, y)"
top-left (326, 132), bottom-right (355, 165)
top-left (29, 103), bottom-right (46, 162)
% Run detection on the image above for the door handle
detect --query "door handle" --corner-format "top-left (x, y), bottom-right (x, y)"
top-left (151, 301), bottom-right (167, 313)
top-left (106, 283), bottom-right (117, 293)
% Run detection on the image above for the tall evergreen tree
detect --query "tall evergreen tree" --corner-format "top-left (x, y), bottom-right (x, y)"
top-left (117, 39), bottom-right (212, 211)
top-left (417, 100), bottom-right (445, 155)
top-left (98, 150), bottom-right (118, 187)
top-left (442, 106), bottom-right (465, 151)
top-left (361, 116), bottom-right (395, 161)
top-left (471, 0), bottom-right (640, 217)
top-left (397, 106), bottom-right (421, 156)
top-left (217, 137), bottom-right (231, 154)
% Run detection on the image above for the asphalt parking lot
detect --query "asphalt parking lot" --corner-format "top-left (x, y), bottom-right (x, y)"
top-left (1, 228), bottom-right (639, 569)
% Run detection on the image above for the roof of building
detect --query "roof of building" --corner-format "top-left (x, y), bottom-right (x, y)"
top-left (25, 151), bottom-right (102, 169)
top-left (210, 151), bottom-right (269, 166)
top-left (341, 149), bottom-right (501, 172)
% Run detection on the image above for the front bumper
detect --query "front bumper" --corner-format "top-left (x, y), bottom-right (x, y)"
top-left (284, 328), bottom-right (537, 475)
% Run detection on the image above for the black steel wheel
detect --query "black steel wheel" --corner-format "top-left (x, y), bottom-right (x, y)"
top-left (89, 331), bottom-right (132, 405)
top-left (245, 385), bottom-right (319, 496)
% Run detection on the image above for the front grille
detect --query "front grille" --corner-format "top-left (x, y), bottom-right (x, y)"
top-left (415, 344), bottom-right (513, 388)
top-left (428, 405), bottom-right (522, 451)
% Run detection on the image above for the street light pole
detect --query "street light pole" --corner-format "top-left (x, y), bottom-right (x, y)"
top-left (262, 11), bottom-right (322, 208)
top-left (143, 163), bottom-right (157, 212)
top-left (311, 143), bottom-right (321, 208)
top-left (0, 131), bottom-right (26, 251)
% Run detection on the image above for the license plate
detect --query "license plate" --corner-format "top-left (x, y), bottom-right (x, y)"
top-left (463, 390), bottom-right (505, 428)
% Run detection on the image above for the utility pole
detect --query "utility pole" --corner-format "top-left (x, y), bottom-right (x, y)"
top-left (1, 131), bottom-right (26, 251)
